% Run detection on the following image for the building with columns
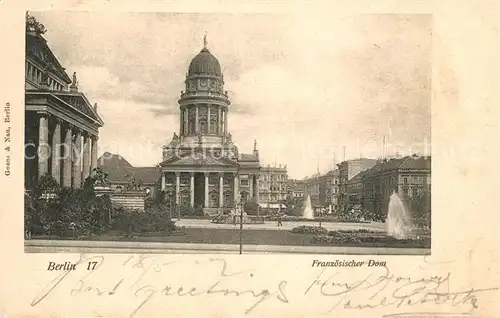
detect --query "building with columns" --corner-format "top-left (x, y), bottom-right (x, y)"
top-left (24, 14), bottom-right (103, 189)
top-left (159, 38), bottom-right (260, 214)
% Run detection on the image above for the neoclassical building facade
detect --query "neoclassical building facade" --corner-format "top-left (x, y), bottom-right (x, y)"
top-left (160, 38), bottom-right (260, 213)
top-left (24, 15), bottom-right (103, 189)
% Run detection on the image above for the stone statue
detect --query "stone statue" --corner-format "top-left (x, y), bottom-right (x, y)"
top-left (40, 66), bottom-right (49, 86)
top-left (197, 131), bottom-right (203, 145)
top-left (226, 133), bottom-right (232, 143)
top-left (173, 132), bottom-right (179, 141)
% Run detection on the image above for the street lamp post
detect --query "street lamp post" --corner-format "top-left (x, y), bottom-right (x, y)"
top-left (239, 201), bottom-right (243, 254)
top-left (319, 208), bottom-right (322, 227)
top-left (239, 192), bottom-right (246, 255)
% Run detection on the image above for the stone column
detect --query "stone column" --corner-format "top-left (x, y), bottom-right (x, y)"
top-left (161, 172), bottom-right (165, 190)
top-left (72, 128), bottom-right (82, 188)
top-left (190, 172), bottom-right (195, 207)
top-left (184, 109), bottom-right (188, 135)
top-left (249, 174), bottom-right (254, 198)
top-left (62, 124), bottom-right (73, 187)
top-left (38, 113), bottom-right (49, 179)
top-left (91, 136), bottom-right (98, 173)
top-left (219, 172), bottom-right (224, 208)
top-left (224, 110), bottom-right (228, 137)
top-left (175, 172), bottom-right (180, 205)
top-left (204, 172), bottom-right (209, 208)
top-left (207, 105), bottom-right (211, 134)
top-left (218, 107), bottom-right (222, 135)
top-left (255, 173), bottom-right (260, 204)
top-left (195, 105), bottom-right (199, 133)
top-left (82, 133), bottom-right (91, 181)
top-left (180, 108), bottom-right (183, 134)
top-left (50, 118), bottom-right (61, 184)
top-left (233, 173), bottom-right (239, 207)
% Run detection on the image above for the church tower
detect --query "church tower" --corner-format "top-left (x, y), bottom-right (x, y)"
top-left (159, 36), bottom-right (259, 212)
top-left (178, 34), bottom-right (231, 146)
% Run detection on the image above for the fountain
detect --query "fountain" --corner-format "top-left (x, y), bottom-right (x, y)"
top-left (386, 191), bottom-right (413, 239)
top-left (303, 195), bottom-right (314, 219)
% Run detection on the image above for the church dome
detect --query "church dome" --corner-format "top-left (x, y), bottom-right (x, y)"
top-left (188, 48), bottom-right (222, 77)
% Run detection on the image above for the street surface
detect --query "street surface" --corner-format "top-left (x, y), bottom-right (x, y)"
top-left (175, 219), bottom-right (386, 232)
top-left (25, 239), bottom-right (429, 255)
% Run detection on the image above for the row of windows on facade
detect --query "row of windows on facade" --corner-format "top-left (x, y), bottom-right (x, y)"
top-left (26, 62), bottom-right (66, 91)
top-left (260, 185), bottom-right (287, 192)
top-left (365, 175), bottom-right (430, 188)
top-left (326, 179), bottom-right (339, 186)
top-left (364, 186), bottom-right (425, 199)
top-left (260, 174), bottom-right (288, 182)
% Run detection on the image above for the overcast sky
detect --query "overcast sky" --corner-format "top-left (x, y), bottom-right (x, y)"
top-left (34, 12), bottom-right (431, 179)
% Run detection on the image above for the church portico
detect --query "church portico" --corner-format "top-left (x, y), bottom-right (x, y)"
top-left (159, 36), bottom-right (260, 216)
top-left (160, 170), bottom-right (239, 210)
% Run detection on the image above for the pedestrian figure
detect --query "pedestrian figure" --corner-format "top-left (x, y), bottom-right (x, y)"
top-left (277, 211), bottom-right (283, 227)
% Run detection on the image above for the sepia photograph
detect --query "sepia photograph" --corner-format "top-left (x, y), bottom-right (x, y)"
top-left (23, 11), bottom-right (432, 254)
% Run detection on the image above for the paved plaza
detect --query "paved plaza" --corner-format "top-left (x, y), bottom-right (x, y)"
top-left (24, 220), bottom-right (429, 255)
top-left (175, 218), bottom-right (387, 232)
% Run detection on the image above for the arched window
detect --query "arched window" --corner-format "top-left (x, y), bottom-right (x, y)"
top-left (115, 186), bottom-right (123, 193)
top-left (188, 108), bottom-right (196, 135)
top-left (200, 120), bottom-right (207, 133)
top-left (210, 111), bottom-right (218, 134)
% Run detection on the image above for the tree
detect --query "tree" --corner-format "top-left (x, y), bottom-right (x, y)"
top-left (409, 187), bottom-right (431, 229)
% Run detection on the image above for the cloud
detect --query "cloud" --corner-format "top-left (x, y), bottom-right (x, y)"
top-left (34, 12), bottom-right (431, 178)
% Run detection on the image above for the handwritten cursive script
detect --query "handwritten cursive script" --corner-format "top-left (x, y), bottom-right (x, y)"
top-left (31, 254), bottom-right (288, 317)
top-left (304, 266), bottom-right (499, 314)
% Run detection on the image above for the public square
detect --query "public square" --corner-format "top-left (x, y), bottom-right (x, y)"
top-left (175, 218), bottom-right (386, 232)
top-left (23, 13), bottom-right (431, 255)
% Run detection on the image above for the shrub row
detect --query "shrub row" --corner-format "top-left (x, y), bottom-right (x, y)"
top-left (311, 234), bottom-right (362, 245)
top-left (330, 229), bottom-right (379, 234)
top-left (291, 226), bottom-right (328, 234)
top-left (111, 209), bottom-right (179, 235)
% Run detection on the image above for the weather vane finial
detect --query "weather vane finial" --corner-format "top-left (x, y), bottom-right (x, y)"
top-left (203, 32), bottom-right (208, 49)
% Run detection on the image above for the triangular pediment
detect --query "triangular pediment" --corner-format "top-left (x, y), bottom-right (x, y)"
top-left (160, 152), bottom-right (238, 167)
top-left (52, 92), bottom-right (104, 125)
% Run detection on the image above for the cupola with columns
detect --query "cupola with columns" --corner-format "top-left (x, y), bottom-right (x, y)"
top-left (159, 34), bottom-right (260, 213)
top-left (177, 34), bottom-right (231, 146)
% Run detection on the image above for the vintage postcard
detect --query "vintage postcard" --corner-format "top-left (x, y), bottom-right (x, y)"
top-left (0, 1), bottom-right (499, 317)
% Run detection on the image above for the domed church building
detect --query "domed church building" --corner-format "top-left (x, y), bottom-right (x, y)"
top-left (159, 36), bottom-right (260, 215)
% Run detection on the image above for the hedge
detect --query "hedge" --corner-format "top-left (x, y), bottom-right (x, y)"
top-left (291, 225), bottom-right (328, 234)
